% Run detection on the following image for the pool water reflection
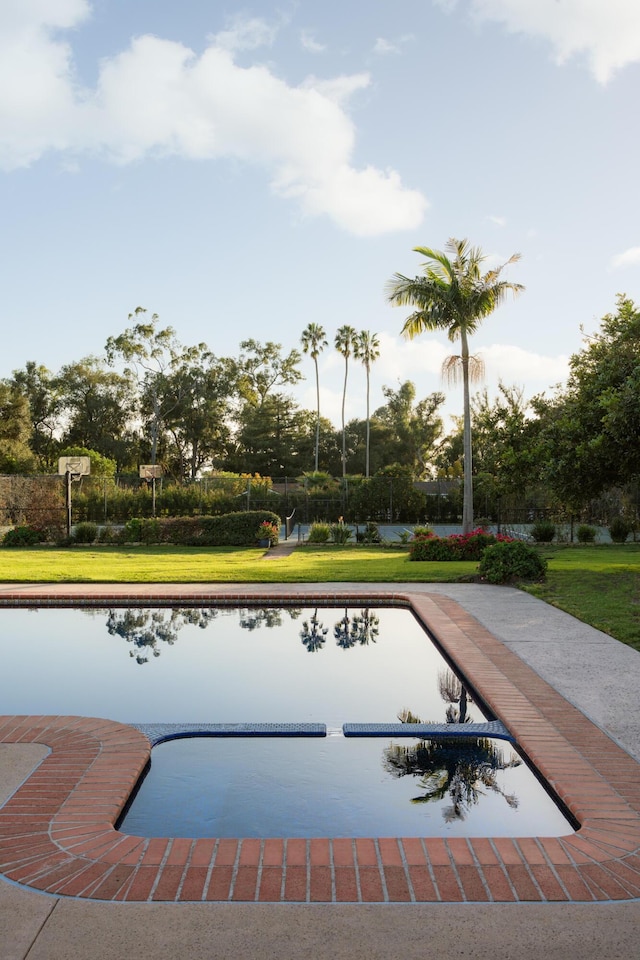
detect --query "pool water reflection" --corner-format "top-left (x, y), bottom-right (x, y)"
top-left (0, 604), bottom-right (575, 838)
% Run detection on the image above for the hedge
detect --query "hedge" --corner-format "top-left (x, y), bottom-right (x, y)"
top-left (121, 510), bottom-right (282, 546)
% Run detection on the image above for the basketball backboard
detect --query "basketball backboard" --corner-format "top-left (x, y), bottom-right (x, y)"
top-left (58, 456), bottom-right (91, 476)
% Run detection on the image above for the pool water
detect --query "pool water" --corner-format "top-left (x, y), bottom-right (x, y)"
top-left (119, 734), bottom-right (571, 839)
top-left (0, 604), bottom-right (574, 838)
top-left (0, 605), bottom-right (489, 726)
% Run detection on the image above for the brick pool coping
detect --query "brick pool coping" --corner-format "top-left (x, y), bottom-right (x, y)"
top-left (1, 589), bottom-right (640, 903)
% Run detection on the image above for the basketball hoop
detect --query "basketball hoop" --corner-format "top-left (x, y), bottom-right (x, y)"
top-left (58, 457), bottom-right (91, 538)
top-left (58, 456), bottom-right (91, 479)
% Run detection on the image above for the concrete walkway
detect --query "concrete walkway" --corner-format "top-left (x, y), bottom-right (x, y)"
top-left (1, 582), bottom-right (639, 959)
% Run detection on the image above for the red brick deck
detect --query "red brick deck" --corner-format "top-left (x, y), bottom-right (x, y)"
top-left (1, 590), bottom-right (640, 902)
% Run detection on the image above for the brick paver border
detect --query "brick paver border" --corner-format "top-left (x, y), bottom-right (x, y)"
top-left (1, 589), bottom-right (639, 902)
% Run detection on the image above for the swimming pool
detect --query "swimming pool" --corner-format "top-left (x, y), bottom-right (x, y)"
top-left (0, 604), bottom-right (573, 838)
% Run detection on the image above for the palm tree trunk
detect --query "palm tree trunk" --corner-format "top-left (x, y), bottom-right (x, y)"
top-left (314, 356), bottom-right (320, 472)
top-left (341, 357), bottom-right (348, 477)
top-left (365, 364), bottom-right (371, 478)
top-left (460, 327), bottom-right (474, 534)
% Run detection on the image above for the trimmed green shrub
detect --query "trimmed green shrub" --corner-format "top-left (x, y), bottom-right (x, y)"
top-left (576, 524), bottom-right (596, 544)
top-left (72, 522), bottom-right (98, 544)
top-left (120, 511), bottom-right (281, 546)
top-left (478, 541), bottom-right (547, 584)
top-left (609, 517), bottom-right (630, 543)
top-left (530, 520), bottom-right (555, 543)
top-left (2, 525), bottom-right (45, 547)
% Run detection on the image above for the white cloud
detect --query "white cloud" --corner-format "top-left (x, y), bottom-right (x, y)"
top-left (373, 38), bottom-right (399, 55)
top-left (308, 334), bottom-right (569, 427)
top-left (373, 35), bottom-right (414, 55)
top-left (479, 343), bottom-right (569, 387)
top-left (0, 0), bottom-right (90, 168)
top-left (211, 16), bottom-right (277, 53)
top-left (468, 0), bottom-right (640, 83)
top-left (487, 214), bottom-right (506, 227)
top-left (300, 31), bottom-right (325, 54)
top-left (610, 246), bottom-right (640, 270)
top-left (0, 6), bottom-right (427, 236)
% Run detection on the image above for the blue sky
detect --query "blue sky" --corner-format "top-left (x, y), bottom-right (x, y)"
top-left (1, 0), bottom-right (639, 429)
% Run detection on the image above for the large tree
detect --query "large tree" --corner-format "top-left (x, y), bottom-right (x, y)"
top-left (235, 339), bottom-right (302, 408)
top-left (10, 362), bottom-right (61, 469)
top-left (532, 295), bottom-right (640, 510)
top-left (387, 239), bottom-right (523, 532)
top-left (57, 357), bottom-right (136, 469)
top-left (373, 381), bottom-right (445, 478)
top-left (161, 355), bottom-right (236, 479)
top-left (105, 307), bottom-right (207, 466)
top-left (0, 381), bottom-right (37, 473)
top-left (301, 323), bottom-right (328, 472)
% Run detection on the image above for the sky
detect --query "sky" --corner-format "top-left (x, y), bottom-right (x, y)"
top-left (1, 0), bottom-right (639, 431)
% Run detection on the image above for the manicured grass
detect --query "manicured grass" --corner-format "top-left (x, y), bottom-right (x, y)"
top-left (0, 544), bottom-right (477, 584)
top-left (522, 543), bottom-right (640, 652)
top-left (1, 541), bottom-right (638, 651)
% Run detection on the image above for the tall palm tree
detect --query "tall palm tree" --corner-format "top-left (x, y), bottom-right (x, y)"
top-left (354, 330), bottom-right (380, 477)
top-left (387, 239), bottom-right (523, 533)
top-left (300, 323), bottom-right (328, 471)
top-left (334, 325), bottom-right (358, 477)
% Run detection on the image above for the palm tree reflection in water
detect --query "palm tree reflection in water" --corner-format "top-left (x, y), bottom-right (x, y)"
top-left (333, 608), bottom-right (380, 650)
top-left (383, 705), bottom-right (521, 823)
top-left (299, 610), bottom-right (328, 653)
top-left (438, 668), bottom-right (472, 724)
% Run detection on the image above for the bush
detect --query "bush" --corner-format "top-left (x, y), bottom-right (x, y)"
top-left (97, 524), bottom-right (119, 544)
top-left (409, 528), bottom-right (513, 562)
top-left (2, 525), bottom-right (45, 547)
top-left (356, 522), bottom-right (382, 544)
top-left (609, 517), bottom-right (630, 543)
top-left (119, 511), bottom-right (281, 546)
top-left (256, 520), bottom-right (279, 545)
top-left (411, 526), bottom-right (434, 539)
top-left (530, 519), bottom-right (556, 543)
top-left (576, 524), bottom-right (596, 544)
top-left (330, 521), bottom-right (352, 544)
top-left (478, 541), bottom-right (547, 584)
top-left (72, 522), bottom-right (98, 544)
top-left (307, 522), bottom-right (331, 543)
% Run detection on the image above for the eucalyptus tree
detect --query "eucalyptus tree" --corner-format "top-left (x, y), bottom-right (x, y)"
top-left (235, 339), bottom-right (302, 408)
top-left (0, 381), bottom-right (37, 473)
top-left (105, 307), bottom-right (207, 466)
top-left (354, 330), bottom-right (380, 477)
top-left (387, 239), bottom-right (523, 532)
top-left (10, 362), bottom-right (62, 469)
top-left (57, 357), bottom-right (137, 469)
top-left (334, 325), bottom-right (358, 476)
top-left (161, 355), bottom-right (236, 479)
top-left (301, 323), bottom-right (328, 471)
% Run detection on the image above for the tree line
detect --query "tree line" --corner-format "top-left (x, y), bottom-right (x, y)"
top-left (1, 240), bottom-right (639, 528)
top-left (0, 307), bottom-right (444, 483)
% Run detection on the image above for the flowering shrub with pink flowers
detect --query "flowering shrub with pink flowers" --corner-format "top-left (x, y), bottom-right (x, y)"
top-left (409, 528), bottom-right (513, 562)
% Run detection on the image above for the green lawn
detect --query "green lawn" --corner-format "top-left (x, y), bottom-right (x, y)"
top-left (522, 543), bottom-right (640, 652)
top-left (1, 542), bottom-right (638, 651)
top-left (0, 544), bottom-right (477, 584)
